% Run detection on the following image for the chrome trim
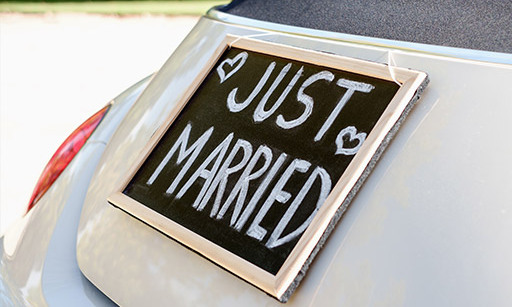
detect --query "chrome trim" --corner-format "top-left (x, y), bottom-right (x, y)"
top-left (207, 8), bottom-right (512, 65)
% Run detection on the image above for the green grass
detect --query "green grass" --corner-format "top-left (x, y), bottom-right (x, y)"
top-left (0, 1), bottom-right (229, 15)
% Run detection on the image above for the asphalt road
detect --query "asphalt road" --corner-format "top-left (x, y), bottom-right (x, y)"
top-left (0, 13), bottom-right (199, 233)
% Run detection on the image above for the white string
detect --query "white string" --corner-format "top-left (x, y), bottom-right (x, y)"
top-left (387, 50), bottom-right (402, 86)
top-left (228, 33), bottom-right (274, 48)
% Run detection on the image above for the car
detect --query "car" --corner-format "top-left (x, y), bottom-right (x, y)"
top-left (1, 0), bottom-right (511, 305)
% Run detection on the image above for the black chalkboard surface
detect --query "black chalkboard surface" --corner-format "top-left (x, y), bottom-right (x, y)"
top-left (110, 36), bottom-right (427, 302)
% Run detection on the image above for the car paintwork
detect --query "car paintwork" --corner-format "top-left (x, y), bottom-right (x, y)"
top-left (1, 6), bottom-right (512, 307)
top-left (1, 76), bottom-right (152, 306)
top-left (76, 13), bottom-right (512, 307)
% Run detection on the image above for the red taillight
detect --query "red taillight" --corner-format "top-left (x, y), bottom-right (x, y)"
top-left (26, 105), bottom-right (110, 213)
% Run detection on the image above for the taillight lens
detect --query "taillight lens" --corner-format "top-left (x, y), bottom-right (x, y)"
top-left (26, 105), bottom-right (110, 213)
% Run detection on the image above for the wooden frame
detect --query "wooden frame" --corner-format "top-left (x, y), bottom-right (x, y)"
top-left (108, 35), bottom-right (428, 302)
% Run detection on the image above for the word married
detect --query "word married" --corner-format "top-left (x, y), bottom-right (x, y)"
top-left (148, 123), bottom-right (332, 249)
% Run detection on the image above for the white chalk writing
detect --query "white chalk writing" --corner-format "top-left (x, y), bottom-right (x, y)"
top-left (144, 51), bottom-right (384, 251)
top-left (276, 70), bottom-right (334, 129)
top-left (217, 52), bottom-right (248, 84)
top-left (314, 78), bottom-right (374, 141)
top-left (227, 62), bottom-right (276, 112)
top-left (335, 126), bottom-right (367, 156)
top-left (147, 123), bottom-right (213, 195)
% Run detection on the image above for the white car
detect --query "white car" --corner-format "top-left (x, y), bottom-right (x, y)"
top-left (2, 1), bottom-right (511, 306)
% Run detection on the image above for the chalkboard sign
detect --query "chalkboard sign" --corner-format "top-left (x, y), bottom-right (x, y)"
top-left (109, 36), bottom-right (428, 302)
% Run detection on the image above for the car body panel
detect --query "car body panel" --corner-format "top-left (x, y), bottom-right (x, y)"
top-left (0, 75), bottom-right (152, 306)
top-left (75, 14), bottom-right (512, 307)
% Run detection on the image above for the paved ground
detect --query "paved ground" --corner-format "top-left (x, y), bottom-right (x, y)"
top-left (0, 13), bottom-right (199, 233)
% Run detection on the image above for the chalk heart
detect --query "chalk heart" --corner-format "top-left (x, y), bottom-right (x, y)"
top-left (217, 52), bottom-right (248, 84)
top-left (335, 126), bottom-right (367, 156)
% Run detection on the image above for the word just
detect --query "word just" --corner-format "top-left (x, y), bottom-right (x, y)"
top-left (217, 51), bottom-right (375, 154)
top-left (148, 123), bottom-right (332, 249)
